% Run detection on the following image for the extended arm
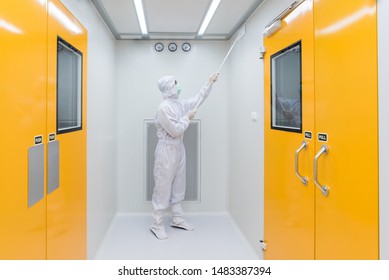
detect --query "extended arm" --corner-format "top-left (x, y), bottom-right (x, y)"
top-left (184, 73), bottom-right (219, 111)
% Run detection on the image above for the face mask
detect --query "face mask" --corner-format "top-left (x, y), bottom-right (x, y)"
top-left (175, 83), bottom-right (182, 95)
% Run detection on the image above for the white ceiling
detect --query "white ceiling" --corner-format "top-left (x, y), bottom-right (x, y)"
top-left (91, 0), bottom-right (265, 40)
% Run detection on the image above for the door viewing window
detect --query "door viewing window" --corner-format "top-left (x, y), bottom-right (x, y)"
top-left (271, 41), bottom-right (302, 132)
top-left (57, 37), bottom-right (82, 134)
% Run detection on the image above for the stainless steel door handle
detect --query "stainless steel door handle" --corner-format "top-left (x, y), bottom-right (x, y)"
top-left (314, 145), bottom-right (329, 196)
top-left (295, 141), bottom-right (308, 185)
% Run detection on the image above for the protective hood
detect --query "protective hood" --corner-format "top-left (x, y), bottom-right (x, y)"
top-left (158, 76), bottom-right (178, 99)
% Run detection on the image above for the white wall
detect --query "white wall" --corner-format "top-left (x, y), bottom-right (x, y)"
top-left (59, 0), bottom-right (117, 259)
top-left (378, 0), bottom-right (389, 260)
top-left (116, 41), bottom-right (229, 213)
top-left (228, 0), bottom-right (298, 258)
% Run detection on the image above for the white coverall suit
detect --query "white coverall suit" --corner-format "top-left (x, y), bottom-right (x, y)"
top-left (151, 74), bottom-right (218, 239)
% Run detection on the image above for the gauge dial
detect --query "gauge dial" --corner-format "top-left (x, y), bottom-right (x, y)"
top-left (154, 42), bottom-right (164, 52)
top-left (168, 42), bottom-right (177, 52)
top-left (182, 42), bottom-right (191, 52)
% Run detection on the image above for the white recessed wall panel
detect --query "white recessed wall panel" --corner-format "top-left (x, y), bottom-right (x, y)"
top-left (100, 0), bottom-right (140, 33)
top-left (144, 0), bottom-right (210, 33)
top-left (116, 40), bottom-right (229, 213)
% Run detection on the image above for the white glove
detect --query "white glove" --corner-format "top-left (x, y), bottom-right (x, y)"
top-left (186, 109), bottom-right (197, 120)
top-left (209, 72), bottom-right (219, 84)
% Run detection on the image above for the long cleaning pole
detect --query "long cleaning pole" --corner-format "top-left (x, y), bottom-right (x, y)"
top-left (194, 25), bottom-right (246, 110)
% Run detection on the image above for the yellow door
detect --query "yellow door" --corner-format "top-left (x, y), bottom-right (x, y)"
top-left (0, 0), bottom-right (48, 259)
top-left (314, 0), bottom-right (378, 259)
top-left (264, 0), bottom-right (315, 259)
top-left (46, 0), bottom-right (87, 259)
top-left (264, 0), bottom-right (378, 260)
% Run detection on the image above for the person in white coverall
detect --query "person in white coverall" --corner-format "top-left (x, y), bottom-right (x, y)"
top-left (150, 73), bottom-right (219, 240)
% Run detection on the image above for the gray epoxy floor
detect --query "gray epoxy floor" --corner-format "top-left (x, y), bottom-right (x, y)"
top-left (94, 212), bottom-right (259, 260)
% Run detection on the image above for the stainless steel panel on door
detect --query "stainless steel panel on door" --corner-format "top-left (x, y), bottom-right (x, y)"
top-left (28, 144), bottom-right (44, 208)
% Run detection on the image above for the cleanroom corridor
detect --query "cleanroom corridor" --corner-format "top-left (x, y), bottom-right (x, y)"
top-left (1, 0), bottom-right (389, 260)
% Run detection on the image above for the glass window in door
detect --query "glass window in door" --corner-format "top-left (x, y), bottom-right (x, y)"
top-left (271, 41), bottom-right (302, 133)
top-left (57, 37), bottom-right (83, 134)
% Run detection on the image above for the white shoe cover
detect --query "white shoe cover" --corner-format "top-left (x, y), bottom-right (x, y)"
top-left (150, 225), bottom-right (168, 240)
top-left (170, 220), bottom-right (194, 231)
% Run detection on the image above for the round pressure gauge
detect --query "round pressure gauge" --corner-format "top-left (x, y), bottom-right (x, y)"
top-left (168, 42), bottom-right (177, 52)
top-left (154, 42), bottom-right (164, 52)
top-left (182, 42), bottom-right (191, 52)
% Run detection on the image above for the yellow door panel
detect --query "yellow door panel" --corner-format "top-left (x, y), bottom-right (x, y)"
top-left (46, 0), bottom-right (87, 259)
top-left (314, 0), bottom-right (378, 259)
top-left (264, 0), bottom-right (315, 260)
top-left (0, 0), bottom-right (47, 259)
top-left (264, 0), bottom-right (378, 260)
